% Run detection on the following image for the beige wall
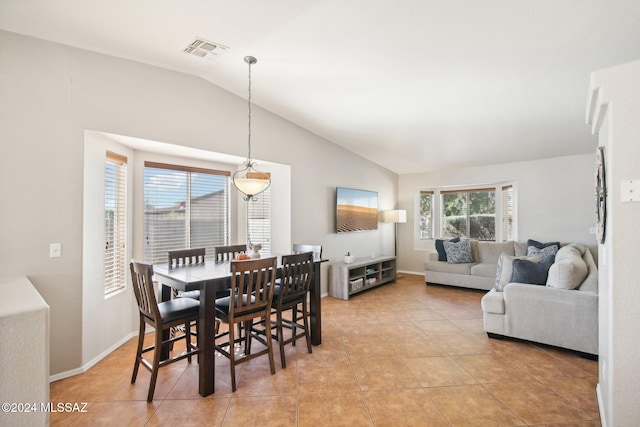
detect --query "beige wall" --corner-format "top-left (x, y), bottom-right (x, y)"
top-left (0, 30), bottom-right (397, 376)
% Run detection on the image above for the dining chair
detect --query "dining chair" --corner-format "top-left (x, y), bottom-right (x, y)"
top-left (214, 256), bottom-right (277, 392)
top-left (169, 247), bottom-right (206, 300)
top-left (129, 261), bottom-right (200, 402)
top-left (214, 244), bottom-right (247, 261)
top-left (292, 243), bottom-right (322, 260)
top-left (253, 251), bottom-right (314, 368)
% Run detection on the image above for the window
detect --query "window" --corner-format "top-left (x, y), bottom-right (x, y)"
top-left (441, 188), bottom-right (496, 240)
top-left (246, 186), bottom-right (271, 255)
top-left (144, 162), bottom-right (230, 264)
top-left (104, 151), bottom-right (127, 295)
top-left (419, 191), bottom-right (434, 239)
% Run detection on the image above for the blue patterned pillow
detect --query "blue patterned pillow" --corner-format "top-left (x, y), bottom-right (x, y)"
top-left (526, 239), bottom-right (560, 256)
top-left (443, 239), bottom-right (473, 264)
top-left (526, 245), bottom-right (558, 257)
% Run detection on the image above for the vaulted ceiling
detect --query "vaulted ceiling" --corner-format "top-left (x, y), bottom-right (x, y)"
top-left (2, 0), bottom-right (640, 173)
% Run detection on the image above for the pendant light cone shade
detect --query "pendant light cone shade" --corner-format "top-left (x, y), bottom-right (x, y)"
top-left (233, 55), bottom-right (271, 201)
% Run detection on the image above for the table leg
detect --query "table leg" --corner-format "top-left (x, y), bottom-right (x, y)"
top-left (160, 284), bottom-right (172, 360)
top-left (199, 285), bottom-right (216, 397)
top-left (309, 262), bottom-right (322, 346)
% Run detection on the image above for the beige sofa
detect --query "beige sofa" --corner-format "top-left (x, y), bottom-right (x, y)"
top-left (424, 240), bottom-right (598, 356)
top-left (424, 240), bottom-right (527, 290)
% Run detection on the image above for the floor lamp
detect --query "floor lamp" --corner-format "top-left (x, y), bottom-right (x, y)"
top-left (382, 209), bottom-right (407, 277)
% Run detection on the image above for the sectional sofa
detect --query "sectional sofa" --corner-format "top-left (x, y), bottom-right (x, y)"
top-left (424, 240), bottom-right (598, 356)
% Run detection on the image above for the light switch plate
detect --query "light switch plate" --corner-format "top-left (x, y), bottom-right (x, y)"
top-left (621, 179), bottom-right (640, 202)
top-left (50, 243), bottom-right (61, 258)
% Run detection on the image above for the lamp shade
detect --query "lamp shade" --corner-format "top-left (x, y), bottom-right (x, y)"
top-left (381, 209), bottom-right (406, 223)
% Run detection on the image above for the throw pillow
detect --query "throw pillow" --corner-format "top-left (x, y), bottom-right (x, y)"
top-left (435, 237), bottom-right (460, 261)
top-left (526, 245), bottom-right (559, 257)
top-left (546, 245), bottom-right (588, 290)
top-left (526, 239), bottom-right (560, 255)
top-left (494, 252), bottom-right (542, 291)
top-left (443, 239), bottom-right (473, 264)
top-left (510, 255), bottom-right (556, 285)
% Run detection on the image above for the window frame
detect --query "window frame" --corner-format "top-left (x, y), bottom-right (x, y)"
top-left (415, 182), bottom-right (517, 245)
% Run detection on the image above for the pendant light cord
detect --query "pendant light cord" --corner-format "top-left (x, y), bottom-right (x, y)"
top-left (247, 58), bottom-right (253, 164)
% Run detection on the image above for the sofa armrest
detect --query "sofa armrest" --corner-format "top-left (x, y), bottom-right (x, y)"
top-left (504, 283), bottom-right (598, 305)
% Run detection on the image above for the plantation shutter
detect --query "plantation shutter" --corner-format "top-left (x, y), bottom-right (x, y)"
top-left (104, 151), bottom-right (127, 295)
top-left (247, 186), bottom-right (271, 255)
top-left (144, 162), bottom-right (230, 264)
top-left (502, 185), bottom-right (514, 241)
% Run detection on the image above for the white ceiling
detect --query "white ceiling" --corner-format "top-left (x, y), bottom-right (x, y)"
top-left (2, 0), bottom-right (640, 174)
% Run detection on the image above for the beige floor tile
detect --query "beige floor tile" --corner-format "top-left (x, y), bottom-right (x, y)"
top-left (351, 358), bottom-right (421, 390)
top-left (414, 319), bottom-right (465, 335)
top-left (486, 381), bottom-right (593, 424)
top-left (404, 356), bottom-right (477, 387)
top-left (364, 388), bottom-right (450, 427)
top-left (222, 395), bottom-right (297, 426)
top-left (453, 354), bottom-right (535, 384)
top-left (147, 398), bottom-right (230, 426)
top-left (298, 392), bottom-right (373, 427)
top-left (426, 384), bottom-right (524, 426)
top-left (540, 376), bottom-right (601, 419)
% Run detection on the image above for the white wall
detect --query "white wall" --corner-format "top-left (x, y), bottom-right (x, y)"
top-left (398, 153), bottom-right (597, 273)
top-left (588, 58), bottom-right (640, 427)
top-left (0, 30), bottom-right (397, 376)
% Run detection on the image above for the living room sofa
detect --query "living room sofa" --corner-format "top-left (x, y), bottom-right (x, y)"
top-left (424, 240), bottom-right (598, 356)
top-left (424, 240), bottom-right (528, 290)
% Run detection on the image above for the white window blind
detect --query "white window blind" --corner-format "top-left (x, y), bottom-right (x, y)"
top-left (419, 190), bottom-right (434, 239)
top-left (104, 151), bottom-right (127, 295)
top-left (502, 185), bottom-right (514, 241)
top-left (144, 162), bottom-right (230, 265)
top-left (441, 188), bottom-right (496, 240)
top-left (247, 186), bottom-right (271, 255)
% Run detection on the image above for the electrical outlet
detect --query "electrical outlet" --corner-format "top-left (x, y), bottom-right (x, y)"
top-left (50, 243), bottom-right (61, 258)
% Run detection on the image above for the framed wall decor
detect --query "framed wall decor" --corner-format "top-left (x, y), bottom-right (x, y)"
top-left (595, 146), bottom-right (607, 244)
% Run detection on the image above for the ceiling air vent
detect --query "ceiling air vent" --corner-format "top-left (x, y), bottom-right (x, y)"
top-left (184, 38), bottom-right (228, 59)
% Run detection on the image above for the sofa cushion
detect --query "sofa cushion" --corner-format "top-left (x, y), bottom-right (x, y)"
top-left (435, 237), bottom-right (460, 261)
top-left (510, 255), bottom-right (555, 285)
top-left (424, 260), bottom-right (473, 275)
top-left (526, 244), bottom-right (559, 257)
top-left (471, 263), bottom-right (498, 278)
top-left (546, 245), bottom-right (588, 290)
top-left (514, 241), bottom-right (528, 257)
top-left (444, 239), bottom-right (474, 264)
top-left (494, 253), bottom-right (541, 291)
top-left (477, 241), bottom-right (514, 263)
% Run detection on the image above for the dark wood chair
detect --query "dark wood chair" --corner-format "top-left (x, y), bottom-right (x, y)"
top-left (253, 251), bottom-right (314, 368)
top-left (169, 248), bottom-right (206, 300)
top-left (214, 257), bottom-right (277, 392)
top-left (214, 244), bottom-right (247, 261)
top-left (129, 261), bottom-right (199, 402)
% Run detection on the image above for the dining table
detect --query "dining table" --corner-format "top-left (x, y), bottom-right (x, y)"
top-left (153, 254), bottom-right (326, 397)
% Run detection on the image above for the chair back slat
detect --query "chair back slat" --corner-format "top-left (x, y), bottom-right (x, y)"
top-left (168, 248), bottom-right (206, 268)
top-left (215, 244), bottom-right (247, 262)
top-left (292, 244), bottom-right (322, 261)
top-left (229, 257), bottom-right (277, 317)
top-left (130, 261), bottom-right (160, 323)
top-left (279, 251), bottom-right (313, 303)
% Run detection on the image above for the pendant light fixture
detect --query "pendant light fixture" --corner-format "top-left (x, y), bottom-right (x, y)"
top-left (232, 56), bottom-right (271, 201)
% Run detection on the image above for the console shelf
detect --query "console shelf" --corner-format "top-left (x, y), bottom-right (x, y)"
top-left (329, 255), bottom-right (396, 300)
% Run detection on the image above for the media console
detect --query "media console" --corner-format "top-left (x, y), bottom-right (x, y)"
top-left (329, 255), bottom-right (396, 300)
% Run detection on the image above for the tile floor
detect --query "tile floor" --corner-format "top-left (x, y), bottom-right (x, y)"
top-left (49, 274), bottom-right (601, 426)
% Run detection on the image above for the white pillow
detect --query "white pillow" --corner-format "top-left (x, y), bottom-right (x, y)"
top-left (546, 250), bottom-right (588, 290)
top-left (494, 252), bottom-right (541, 291)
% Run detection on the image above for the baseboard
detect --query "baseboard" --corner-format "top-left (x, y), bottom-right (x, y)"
top-left (49, 331), bottom-right (137, 382)
top-left (596, 383), bottom-right (606, 427)
top-left (398, 270), bottom-right (424, 276)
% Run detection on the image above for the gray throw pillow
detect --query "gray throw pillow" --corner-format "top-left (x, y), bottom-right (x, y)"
top-left (510, 255), bottom-right (556, 285)
top-left (444, 239), bottom-right (473, 264)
